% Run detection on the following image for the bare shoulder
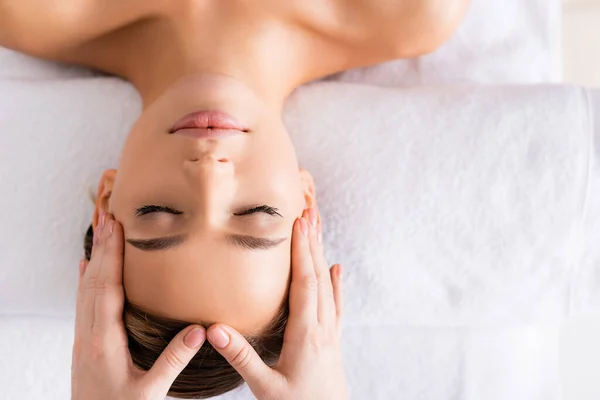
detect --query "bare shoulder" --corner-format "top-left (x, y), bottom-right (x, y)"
top-left (289, 0), bottom-right (470, 69)
top-left (0, 0), bottom-right (161, 59)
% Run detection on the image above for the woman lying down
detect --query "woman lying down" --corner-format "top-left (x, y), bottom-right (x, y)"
top-left (0, 0), bottom-right (468, 398)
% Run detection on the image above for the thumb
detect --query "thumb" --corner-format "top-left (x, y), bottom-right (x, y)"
top-left (143, 325), bottom-right (206, 395)
top-left (207, 324), bottom-right (278, 396)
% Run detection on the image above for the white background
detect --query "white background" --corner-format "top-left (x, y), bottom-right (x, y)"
top-left (561, 1), bottom-right (600, 399)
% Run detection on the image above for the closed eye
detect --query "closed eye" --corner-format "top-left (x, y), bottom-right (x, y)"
top-left (134, 204), bottom-right (282, 217)
top-left (233, 205), bottom-right (282, 217)
top-left (135, 205), bottom-right (183, 216)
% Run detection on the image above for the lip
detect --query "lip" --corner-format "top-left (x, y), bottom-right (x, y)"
top-left (170, 110), bottom-right (248, 138)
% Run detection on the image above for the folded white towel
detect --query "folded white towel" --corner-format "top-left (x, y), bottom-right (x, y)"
top-left (0, 77), bottom-right (140, 315)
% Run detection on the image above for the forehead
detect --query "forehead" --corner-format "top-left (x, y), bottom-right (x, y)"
top-left (122, 235), bottom-right (291, 333)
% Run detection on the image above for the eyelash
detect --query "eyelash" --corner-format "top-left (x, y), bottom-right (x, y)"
top-left (233, 205), bottom-right (282, 217)
top-left (135, 205), bottom-right (182, 216)
top-left (135, 204), bottom-right (281, 217)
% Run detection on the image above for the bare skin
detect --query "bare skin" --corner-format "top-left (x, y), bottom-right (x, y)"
top-left (1, 1), bottom-right (468, 106)
top-left (1, 1), bottom-right (469, 397)
top-left (0, 0), bottom-right (469, 333)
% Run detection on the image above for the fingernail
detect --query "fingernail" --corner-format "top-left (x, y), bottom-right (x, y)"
top-left (308, 208), bottom-right (318, 228)
top-left (337, 264), bottom-right (343, 278)
top-left (184, 328), bottom-right (206, 349)
top-left (208, 327), bottom-right (230, 349)
top-left (299, 218), bottom-right (309, 237)
top-left (318, 212), bottom-right (322, 243)
top-left (78, 260), bottom-right (86, 275)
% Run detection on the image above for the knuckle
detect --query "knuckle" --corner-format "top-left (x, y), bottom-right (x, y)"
top-left (299, 275), bottom-right (318, 292)
top-left (163, 348), bottom-right (187, 370)
top-left (308, 332), bottom-right (323, 350)
top-left (319, 283), bottom-right (335, 299)
top-left (85, 275), bottom-right (98, 291)
top-left (85, 275), bottom-right (110, 296)
top-left (230, 345), bottom-right (253, 371)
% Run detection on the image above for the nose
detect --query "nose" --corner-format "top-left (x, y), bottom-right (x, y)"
top-left (187, 153), bottom-right (234, 177)
top-left (185, 153), bottom-right (235, 221)
top-left (189, 154), bottom-right (229, 163)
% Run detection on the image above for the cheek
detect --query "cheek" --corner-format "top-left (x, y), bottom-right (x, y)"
top-left (243, 251), bottom-right (291, 321)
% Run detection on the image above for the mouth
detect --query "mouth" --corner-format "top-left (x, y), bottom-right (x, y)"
top-left (169, 110), bottom-right (249, 139)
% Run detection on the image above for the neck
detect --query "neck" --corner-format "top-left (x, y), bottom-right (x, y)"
top-left (123, 20), bottom-right (305, 112)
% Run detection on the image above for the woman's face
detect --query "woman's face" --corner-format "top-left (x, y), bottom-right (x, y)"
top-left (95, 74), bottom-right (315, 334)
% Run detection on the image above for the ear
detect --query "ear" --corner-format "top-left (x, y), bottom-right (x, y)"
top-left (299, 168), bottom-right (317, 210)
top-left (92, 169), bottom-right (116, 230)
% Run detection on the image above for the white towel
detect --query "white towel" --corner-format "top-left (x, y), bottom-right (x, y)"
top-left (0, 77), bottom-right (140, 315)
top-left (285, 82), bottom-right (594, 328)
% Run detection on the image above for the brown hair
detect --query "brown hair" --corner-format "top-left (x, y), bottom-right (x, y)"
top-left (84, 225), bottom-right (288, 398)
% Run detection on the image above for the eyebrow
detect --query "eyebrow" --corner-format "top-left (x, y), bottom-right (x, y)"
top-left (126, 234), bottom-right (286, 252)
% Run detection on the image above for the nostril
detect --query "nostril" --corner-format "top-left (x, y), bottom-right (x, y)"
top-left (217, 158), bottom-right (228, 163)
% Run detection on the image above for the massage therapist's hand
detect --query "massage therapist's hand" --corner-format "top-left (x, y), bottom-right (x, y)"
top-left (205, 208), bottom-right (347, 400)
top-left (71, 212), bottom-right (207, 400)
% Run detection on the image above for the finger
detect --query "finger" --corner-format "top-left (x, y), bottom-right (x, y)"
top-left (94, 214), bottom-right (124, 287)
top-left (144, 325), bottom-right (206, 395)
top-left (79, 259), bottom-right (88, 277)
top-left (207, 324), bottom-right (278, 398)
top-left (77, 212), bottom-right (114, 337)
top-left (75, 259), bottom-right (89, 318)
top-left (288, 216), bottom-right (318, 327)
top-left (305, 209), bottom-right (335, 325)
top-left (74, 259), bottom-right (91, 345)
top-left (90, 210), bottom-right (106, 261)
top-left (92, 214), bottom-right (126, 333)
top-left (330, 264), bottom-right (344, 329)
top-left (76, 259), bottom-right (97, 337)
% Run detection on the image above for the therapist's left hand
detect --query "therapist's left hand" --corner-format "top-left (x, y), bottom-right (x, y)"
top-left (71, 212), bottom-right (206, 400)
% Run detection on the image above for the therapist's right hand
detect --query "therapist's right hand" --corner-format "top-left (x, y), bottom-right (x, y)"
top-left (206, 208), bottom-right (348, 400)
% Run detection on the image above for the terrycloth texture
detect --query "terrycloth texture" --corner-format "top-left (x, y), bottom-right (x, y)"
top-left (285, 83), bottom-right (594, 328)
top-left (0, 316), bottom-right (561, 400)
top-left (329, 0), bottom-right (561, 85)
